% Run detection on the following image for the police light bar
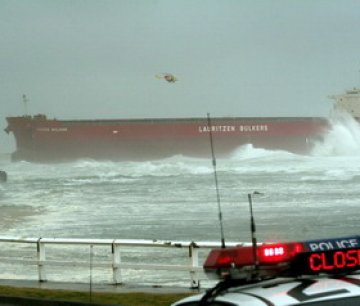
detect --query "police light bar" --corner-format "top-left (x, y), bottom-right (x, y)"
top-left (203, 236), bottom-right (360, 280)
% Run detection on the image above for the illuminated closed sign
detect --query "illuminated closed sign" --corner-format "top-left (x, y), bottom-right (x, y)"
top-left (292, 247), bottom-right (360, 275)
top-left (290, 237), bottom-right (360, 275)
top-left (309, 249), bottom-right (360, 271)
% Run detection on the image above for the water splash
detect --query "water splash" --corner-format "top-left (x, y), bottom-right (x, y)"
top-left (229, 144), bottom-right (294, 161)
top-left (312, 112), bottom-right (360, 156)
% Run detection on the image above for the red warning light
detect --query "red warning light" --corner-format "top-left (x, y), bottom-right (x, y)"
top-left (204, 246), bottom-right (254, 270)
top-left (203, 241), bottom-right (306, 280)
top-left (204, 237), bottom-right (360, 281)
top-left (258, 242), bottom-right (305, 264)
top-left (260, 245), bottom-right (286, 261)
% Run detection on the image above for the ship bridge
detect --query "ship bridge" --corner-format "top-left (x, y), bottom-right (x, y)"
top-left (329, 87), bottom-right (360, 118)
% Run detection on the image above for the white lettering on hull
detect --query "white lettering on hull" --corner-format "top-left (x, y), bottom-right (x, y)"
top-left (239, 125), bottom-right (268, 132)
top-left (198, 125), bottom-right (268, 133)
top-left (198, 125), bottom-right (236, 133)
top-left (36, 127), bottom-right (68, 132)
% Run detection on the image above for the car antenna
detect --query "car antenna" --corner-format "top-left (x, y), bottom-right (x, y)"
top-left (207, 113), bottom-right (226, 248)
top-left (248, 191), bottom-right (262, 271)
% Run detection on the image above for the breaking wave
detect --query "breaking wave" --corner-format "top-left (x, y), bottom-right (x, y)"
top-left (311, 112), bottom-right (360, 156)
top-left (229, 144), bottom-right (295, 161)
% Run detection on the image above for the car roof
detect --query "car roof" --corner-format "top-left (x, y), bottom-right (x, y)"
top-left (172, 273), bottom-right (360, 306)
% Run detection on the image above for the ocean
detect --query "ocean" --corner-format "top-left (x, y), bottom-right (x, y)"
top-left (1, 113), bottom-right (360, 286)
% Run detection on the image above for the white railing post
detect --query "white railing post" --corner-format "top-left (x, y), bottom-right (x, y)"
top-left (112, 242), bottom-right (122, 284)
top-left (189, 242), bottom-right (200, 289)
top-left (0, 237), bottom-right (242, 287)
top-left (37, 238), bottom-right (47, 282)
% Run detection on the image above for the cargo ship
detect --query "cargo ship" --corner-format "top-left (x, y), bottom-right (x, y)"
top-left (4, 88), bottom-right (360, 162)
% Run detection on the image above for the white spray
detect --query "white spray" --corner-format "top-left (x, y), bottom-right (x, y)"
top-left (312, 111), bottom-right (360, 156)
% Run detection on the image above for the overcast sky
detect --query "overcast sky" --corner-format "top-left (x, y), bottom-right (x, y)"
top-left (1, 0), bottom-right (360, 152)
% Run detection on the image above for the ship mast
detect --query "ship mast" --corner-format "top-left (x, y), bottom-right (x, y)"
top-left (22, 94), bottom-right (29, 116)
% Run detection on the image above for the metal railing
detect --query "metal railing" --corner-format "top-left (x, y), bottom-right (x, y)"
top-left (0, 237), bottom-right (245, 288)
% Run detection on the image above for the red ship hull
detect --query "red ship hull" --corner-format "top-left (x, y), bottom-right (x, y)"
top-left (5, 115), bottom-right (329, 162)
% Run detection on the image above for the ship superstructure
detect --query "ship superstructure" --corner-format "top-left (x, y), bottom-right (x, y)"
top-left (329, 87), bottom-right (360, 117)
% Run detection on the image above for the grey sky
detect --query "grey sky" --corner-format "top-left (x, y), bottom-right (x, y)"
top-left (1, 0), bottom-right (360, 153)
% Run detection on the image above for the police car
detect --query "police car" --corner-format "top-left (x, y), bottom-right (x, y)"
top-left (172, 236), bottom-right (360, 305)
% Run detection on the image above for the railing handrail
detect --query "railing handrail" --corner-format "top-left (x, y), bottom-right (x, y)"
top-left (0, 236), bottom-right (249, 288)
top-left (0, 236), bottom-right (246, 247)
